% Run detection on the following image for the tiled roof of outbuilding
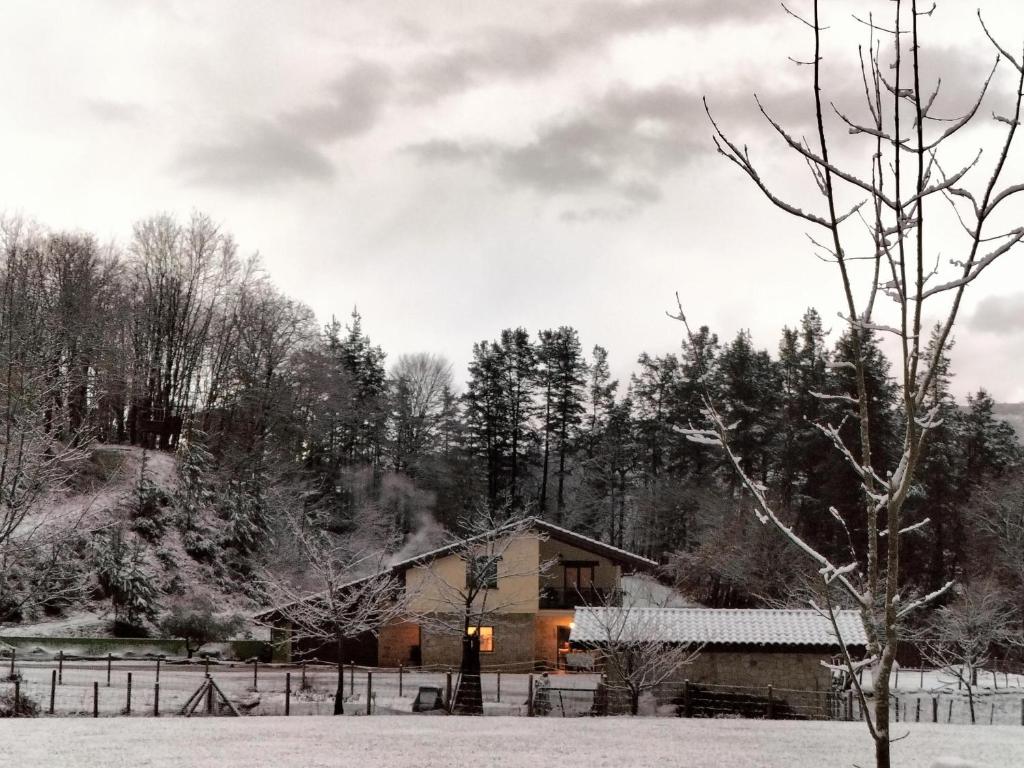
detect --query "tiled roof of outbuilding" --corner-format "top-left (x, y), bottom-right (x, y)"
top-left (570, 607), bottom-right (867, 648)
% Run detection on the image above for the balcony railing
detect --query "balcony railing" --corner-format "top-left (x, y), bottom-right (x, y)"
top-left (538, 587), bottom-right (622, 610)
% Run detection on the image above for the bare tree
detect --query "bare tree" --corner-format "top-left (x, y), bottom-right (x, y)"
top-left (389, 353), bottom-right (455, 476)
top-left (916, 579), bottom-right (1020, 723)
top-left (680, 3), bottom-right (1024, 766)
top-left (260, 502), bottom-right (407, 715)
top-left (0, 221), bottom-right (92, 622)
top-left (572, 599), bottom-right (701, 716)
top-left (413, 509), bottom-right (553, 715)
top-left (969, 473), bottom-right (1024, 605)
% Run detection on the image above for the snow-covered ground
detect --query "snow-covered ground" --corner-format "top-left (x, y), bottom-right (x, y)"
top-left (0, 717), bottom-right (1019, 768)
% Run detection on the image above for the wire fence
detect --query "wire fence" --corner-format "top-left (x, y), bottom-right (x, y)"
top-left (2, 654), bottom-right (1023, 724)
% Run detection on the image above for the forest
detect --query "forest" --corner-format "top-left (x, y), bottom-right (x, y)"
top-left (0, 211), bottom-right (1020, 631)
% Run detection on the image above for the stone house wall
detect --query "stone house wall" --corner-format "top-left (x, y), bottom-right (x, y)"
top-left (419, 614), bottom-right (537, 668)
top-left (677, 648), bottom-right (834, 691)
top-left (378, 621), bottom-right (421, 667)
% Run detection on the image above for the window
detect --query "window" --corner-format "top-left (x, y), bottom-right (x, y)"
top-left (564, 563), bottom-right (595, 592)
top-left (468, 626), bottom-right (494, 653)
top-left (467, 555), bottom-right (499, 590)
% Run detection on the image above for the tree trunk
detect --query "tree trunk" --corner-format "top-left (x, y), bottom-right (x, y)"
top-left (333, 638), bottom-right (345, 715)
top-left (630, 689), bottom-right (640, 716)
top-left (874, 735), bottom-right (891, 768)
top-left (453, 632), bottom-right (483, 715)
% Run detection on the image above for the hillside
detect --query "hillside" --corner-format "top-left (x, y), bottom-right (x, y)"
top-left (0, 444), bottom-right (258, 639)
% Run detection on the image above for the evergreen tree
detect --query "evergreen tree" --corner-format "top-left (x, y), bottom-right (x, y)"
top-left (711, 330), bottom-right (780, 487)
top-left (963, 389), bottom-right (1022, 482)
top-left (816, 328), bottom-right (899, 561)
top-left (631, 353), bottom-right (681, 481)
top-left (536, 327), bottom-right (588, 523)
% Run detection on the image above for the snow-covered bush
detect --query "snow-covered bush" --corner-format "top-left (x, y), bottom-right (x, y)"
top-left (0, 687), bottom-right (39, 717)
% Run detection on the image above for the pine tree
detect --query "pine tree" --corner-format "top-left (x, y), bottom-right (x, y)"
top-left (536, 327), bottom-right (588, 523)
top-left (176, 430), bottom-right (215, 531)
top-left (711, 330), bottom-right (780, 487)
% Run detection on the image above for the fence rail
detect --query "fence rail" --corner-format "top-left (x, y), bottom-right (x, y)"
top-left (2, 656), bottom-right (1023, 724)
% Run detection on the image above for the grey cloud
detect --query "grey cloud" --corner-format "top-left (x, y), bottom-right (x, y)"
top-left (408, 0), bottom-right (775, 101)
top-left (176, 120), bottom-right (334, 188)
top-left (407, 83), bottom-right (727, 212)
top-left (404, 139), bottom-right (494, 163)
top-left (968, 293), bottom-right (1024, 336)
top-left (282, 60), bottom-right (393, 142)
top-left (87, 99), bottom-right (146, 123)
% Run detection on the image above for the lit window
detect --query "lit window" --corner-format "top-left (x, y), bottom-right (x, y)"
top-left (468, 626), bottom-right (494, 653)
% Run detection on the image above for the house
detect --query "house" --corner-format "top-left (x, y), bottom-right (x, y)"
top-left (569, 606), bottom-right (868, 694)
top-left (258, 517), bottom-right (657, 669)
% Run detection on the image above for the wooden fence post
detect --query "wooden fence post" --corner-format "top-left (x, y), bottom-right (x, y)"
top-left (13, 679), bottom-right (20, 713)
top-left (252, 659), bottom-right (258, 690)
top-left (527, 674), bottom-right (534, 717)
top-left (93, 681), bottom-right (99, 718)
top-left (446, 669), bottom-right (453, 710)
top-left (933, 696), bottom-right (938, 723)
top-left (49, 670), bottom-right (56, 714)
top-left (284, 672), bottom-right (291, 716)
top-left (683, 679), bottom-right (692, 718)
top-left (398, 664), bottom-right (403, 698)
top-left (367, 671), bottom-right (373, 715)
top-left (302, 662), bottom-right (307, 691)
top-left (58, 650), bottom-right (63, 685)
top-left (990, 701), bottom-right (995, 725)
top-left (919, 668), bottom-right (925, 689)
top-left (154, 682), bottom-right (160, 717)
top-left (915, 698), bottom-right (920, 722)
top-left (947, 699), bottom-right (953, 723)
top-left (767, 685), bottom-right (774, 720)
top-left (126, 672), bottom-right (133, 715)
top-left (496, 671), bottom-right (501, 703)
top-left (106, 653), bottom-right (112, 686)
top-left (156, 656), bottom-right (162, 684)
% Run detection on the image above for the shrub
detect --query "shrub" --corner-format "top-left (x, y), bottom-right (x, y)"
top-left (183, 528), bottom-right (218, 562)
top-left (0, 688), bottom-right (40, 717)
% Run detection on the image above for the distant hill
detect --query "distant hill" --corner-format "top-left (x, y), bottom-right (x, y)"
top-left (994, 403), bottom-right (1024, 441)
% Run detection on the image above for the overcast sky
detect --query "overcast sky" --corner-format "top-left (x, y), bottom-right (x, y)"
top-left (2, 0), bottom-right (1023, 400)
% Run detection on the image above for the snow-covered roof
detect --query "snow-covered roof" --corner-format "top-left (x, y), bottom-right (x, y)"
top-left (570, 607), bottom-right (867, 648)
top-left (384, 517), bottom-right (657, 573)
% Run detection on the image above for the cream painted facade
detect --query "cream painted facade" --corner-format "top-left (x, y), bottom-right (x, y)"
top-left (381, 530), bottom-right (634, 669)
top-left (403, 533), bottom-right (542, 615)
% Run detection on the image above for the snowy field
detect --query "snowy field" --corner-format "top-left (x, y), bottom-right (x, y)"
top-left (0, 717), bottom-right (1020, 768)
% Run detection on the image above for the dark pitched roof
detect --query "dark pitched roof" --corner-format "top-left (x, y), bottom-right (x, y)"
top-left (255, 517), bottom-right (656, 620)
